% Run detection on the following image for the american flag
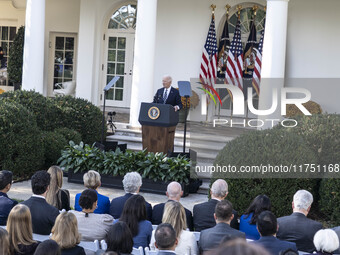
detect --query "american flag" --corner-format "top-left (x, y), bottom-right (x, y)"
top-left (225, 18), bottom-right (243, 89)
top-left (252, 27), bottom-right (265, 95)
top-left (199, 15), bottom-right (218, 88)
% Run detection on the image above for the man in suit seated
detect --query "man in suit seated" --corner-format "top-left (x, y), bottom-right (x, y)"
top-left (109, 172), bottom-right (152, 220)
top-left (193, 179), bottom-right (238, 231)
top-left (0, 170), bottom-right (18, 225)
top-left (253, 211), bottom-right (297, 255)
top-left (153, 75), bottom-right (182, 111)
top-left (152, 181), bottom-right (193, 230)
top-left (199, 200), bottom-right (245, 253)
top-left (21, 171), bottom-right (59, 235)
top-left (333, 226), bottom-right (340, 254)
top-left (277, 190), bottom-right (323, 253)
top-left (154, 223), bottom-right (178, 255)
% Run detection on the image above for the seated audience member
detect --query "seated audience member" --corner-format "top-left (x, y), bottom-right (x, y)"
top-left (105, 221), bottom-right (133, 255)
top-left (154, 223), bottom-right (178, 255)
top-left (34, 240), bottom-right (61, 255)
top-left (150, 201), bottom-right (198, 254)
top-left (240, 195), bottom-right (271, 240)
top-left (210, 238), bottom-right (270, 255)
top-left (110, 172), bottom-right (152, 220)
top-left (51, 212), bottom-right (86, 255)
top-left (199, 200), bottom-right (245, 253)
top-left (46, 166), bottom-right (70, 211)
top-left (304, 229), bottom-right (339, 255)
top-left (0, 227), bottom-right (10, 255)
top-left (74, 170), bottom-right (110, 214)
top-left (279, 249), bottom-right (299, 255)
top-left (7, 204), bottom-right (39, 255)
top-left (70, 189), bottom-right (113, 241)
top-left (0, 170), bottom-right (18, 225)
top-left (120, 194), bottom-right (152, 249)
top-left (253, 211), bottom-right (297, 255)
top-left (193, 179), bottom-right (238, 231)
top-left (21, 171), bottom-right (59, 235)
top-left (152, 181), bottom-right (193, 230)
top-left (277, 190), bottom-right (322, 253)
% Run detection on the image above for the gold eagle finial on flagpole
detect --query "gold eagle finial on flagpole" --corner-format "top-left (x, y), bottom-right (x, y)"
top-left (237, 5), bottom-right (242, 19)
top-left (225, 4), bottom-right (231, 15)
top-left (210, 4), bottom-right (216, 14)
top-left (253, 5), bottom-right (258, 17)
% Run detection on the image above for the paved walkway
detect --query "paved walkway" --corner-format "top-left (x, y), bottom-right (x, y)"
top-left (8, 177), bottom-right (208, 212)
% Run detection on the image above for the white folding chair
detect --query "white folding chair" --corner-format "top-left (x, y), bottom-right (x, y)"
top-left (152, 224), bottom-right (158, 230)
top-left (100, 240), bottom-right (107, 250)
top-left (79, 240), bottom-right (100, 254)
top-left (53, 81), bottom-right (76, 96)
top-left (33, 233), bottom-right (50, 242)
top-left (193, 231), bottom-right (200, 242)
top-left (144, 247), bottom-right (158, 255)
top-left (132, 246), bottom-right (144, 255)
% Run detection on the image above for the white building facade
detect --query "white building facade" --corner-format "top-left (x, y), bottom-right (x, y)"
top-left (0, 0), bottom-right (339, 127)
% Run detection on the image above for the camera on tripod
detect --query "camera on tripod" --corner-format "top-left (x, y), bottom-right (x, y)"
top-left (108, 111), bottom-right (116, 116)
top-left (107, 111), bottom-right (117, 134)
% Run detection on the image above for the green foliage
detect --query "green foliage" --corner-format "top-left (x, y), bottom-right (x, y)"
top-left (54, 96), bottom-right (104, 144)
top-left (58, 141), bottom-right (191, 184)
top-left (41, 131), bottom-right (68, 169)
top-left (54, 127), bottom-right (82, 144)
top-left (0, 101), bottom-right (44, 178)
top-left (7, 26), bottom-right (25, 84)
top-left (319, 178), bottom-right (340, 225)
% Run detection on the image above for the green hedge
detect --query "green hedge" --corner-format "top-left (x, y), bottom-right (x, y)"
top-left (0, 101), bottom-right (44, 178)
top-left (54, 127), bottom-right (82, 145)
top-left (41, 131), bottom-right (68, 169)
top-left (319, 179), bottom-right (340, 225)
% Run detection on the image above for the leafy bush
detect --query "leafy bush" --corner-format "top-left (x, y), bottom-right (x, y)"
top-left (54, 96), bottom-right (103, 144)
top-left (58, 141), bottom-right (191, 184)
top-left (213, 128), bottom-right (319, 217)
top-left (0, 101), bottom-right (44, 178)
top-left (285, 101), bottom-right (322, 118)
top-left (41, 131), bottom-right (68, 169)
top-left (0, 90), bottom-right (62, 131)
top-left (319, 178), bottom-right (340, 225)
top-left (54, 127), bottom-right (82, 144)
top-left (7, 26), bottom-right (25, 85)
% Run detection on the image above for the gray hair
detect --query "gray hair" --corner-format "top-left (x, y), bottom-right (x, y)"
top-left (83, 170), bottom-right (101, 189)
top-left (314, 229), bottom-right (339, 253)
top-left (211, 179), bottom-right (228, 198)
top-left (167, 182), bottom-right (182, 198)
top-left (122, 172), bottom-right (142, 193)
top-left (293, 190), bottom-right (313, 211)
top-left (162, 75), bottom-right (172, 82)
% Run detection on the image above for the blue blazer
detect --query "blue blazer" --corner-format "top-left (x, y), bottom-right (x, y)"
top-left (74, 191), bottom-right (110, 214)
top-left (253, 236), bottom-right (297, 255)
top-left (153, 87), bottom-right (183, 109)
top-left (0, 192), bottom-right (18, 225)
top-left (133, 220), bottom-right (153, 248)
top-left (239, 213), bottom-right (260, 240)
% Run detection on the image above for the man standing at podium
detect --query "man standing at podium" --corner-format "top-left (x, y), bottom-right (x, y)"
top-left (153, 75), bottom-right (182, 111)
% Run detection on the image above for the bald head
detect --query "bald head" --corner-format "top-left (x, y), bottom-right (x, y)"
top-left (166, 182), bottom-right (183, 201)
top-left (211, 179), bottom-right (228, 199)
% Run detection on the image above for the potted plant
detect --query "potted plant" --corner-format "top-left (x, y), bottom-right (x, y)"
top-left (7, 26), bottom-right (25, 90)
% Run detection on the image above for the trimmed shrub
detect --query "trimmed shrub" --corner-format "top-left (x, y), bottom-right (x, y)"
top-left (7, 26), bottom-right (25, 85)
top-left (54, 127), bottom-right (82, 144)
top-left (53, 96), bottom-right (103, 144)
top-left (0, 90), bottom-right (62, 131)
top-left (213, 128), bottom-right (319, 217)
top-left (41, 131), bottom-right (68, 169)
top-left (0, 101), bottom-right (44, 178)
top-left (319, 179), bottom-right (340, 225)
top-left (285, 101), bottom-right (322, 118)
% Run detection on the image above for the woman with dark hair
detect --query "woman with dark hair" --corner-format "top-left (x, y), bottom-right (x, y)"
top-left (34, 240), bottom-right (61, 255)
top-left (105, 221), bottom-right (133, 255)
top-left (120, 195), bottom-right (152, 249)
top-left (239, 195), bottom-right (271, 240)
top-left (70, 189), bottom-right (113, 241)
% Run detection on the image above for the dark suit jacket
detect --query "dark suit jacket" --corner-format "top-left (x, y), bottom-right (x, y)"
top-left (253, 236), bottom-right (298, 255)
top-left (277, 212), bottom-right (323, 253)
top-left (109, 193), bottom-right (152, 221)
top-left (152, 200), bottom-right (193, 230)
top-left (199, 222), bottom-right (245, 253)
top-left (21, 196), bottom-right (59, 235)
top-left (0, 192), bottom-right (18, 225)
top-left (153, 87), bottom-right (182, 109)
top-left (332, 226), bottom-right (340, 254)
top-left (156, 251), bottom-right (176, 255)
top-left (193, 199), bottom-right (239, 232)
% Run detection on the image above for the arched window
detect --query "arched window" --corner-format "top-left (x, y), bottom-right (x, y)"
top-left (108, 4), bottom-right (137, 30)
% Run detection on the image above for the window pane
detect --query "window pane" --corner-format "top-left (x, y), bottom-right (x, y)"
top-left (65, 52), bottom-right (73, 64)
top-left (116, 63), bottom-right (124, 75)
top-left (1, 27), bottom-right (8, 40)
top-left (9, 27), bottom-right (16, 40)
top-left (55, 51), bottom-right (64, 63)
top-left (117, 50), bottom-right (125, 62)
top-left (55, 37), bottom-right (64, 50)
top-left (117, 37), bottom-right (126, 49)
top-left (65, 37), bottom-right (74, 50)
top-left (54, 65), bottom-right (63, 78)
top-left (1, 42), bottom-right (8, 55)
top-left (108, 50), bottom-right (116, 62)
top-left (64, 65), bottom-right (73, 78)
top-left (54, 78), bottom-right (63, 89)
top-left (116, 77), bottom-right (124, 88)
top-left (108, 37), bottom-right (117, 49)
top-left (106, 75), bottom-right (115, 85)
top-left (107, 89), bottom-right (114, 100)
top-left (107, 63), bottom-right (116, 74)
top-left (115, 89), bottom-right (123, 100)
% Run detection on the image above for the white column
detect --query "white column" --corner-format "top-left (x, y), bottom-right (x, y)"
top-left (129, 0), bottom-right (158, 127)
top-left (259, 0), bottom-right (289, 129)
top-left (22, 0), bottom-right (45, 93)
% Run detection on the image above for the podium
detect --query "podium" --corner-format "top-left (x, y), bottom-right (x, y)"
top-left (138, 103), bottom-right (179, 154)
